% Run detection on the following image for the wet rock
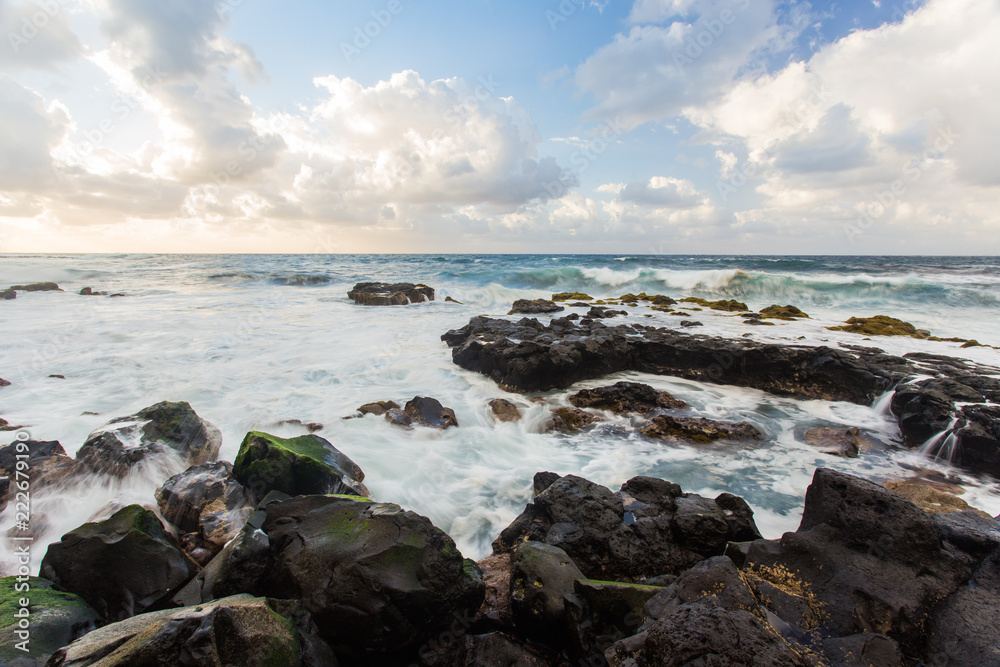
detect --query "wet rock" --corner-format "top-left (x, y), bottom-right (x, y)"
top-left (422, 631), bottom-right (556, 667)
top-left (644, 556), bottom-right (759, 621)
top-left (932, 510), bottom-right (1000, 559)
top-left (233, 431), bottom-right (369, 504)
top-left (494, 474), bottom-right (762, 581)
top-left (47, 594), bottom-right (321, 667)
top-left (509, 299), bottom-right (564, 315)
top-left (828, 315), bottom-right (920, 337)
top-left (0, 576), bottom-right (99, 667)
top-left (155, 461), bottom-right (254, 561)
top-left (9, 282), bottom-right (61, 292)
top-left (891, 385), bottom-right (955, 447)
top-left (0, 440), bottom-right (83, 500)
top-left (40, 505), bottom-right (197, 621)
top-left (569, 381), bottom-right (685, 415)
top-left (257, 495), bottom-right (484, 656)
top-left (679, 297), bottom-right (749, 312)
top-left (444, 296), bottom-right (463, 304)
top-left (925, 585), bottom-right (1000, 667)
top-left (511, 542), bottom-right (585, 636)
top-left (803, 427), bottom-right (878, 458)
top-left (745, 469), bottom-right (971, 654)
top-left (544, 407), bottom-right (603, 434)
top-left (533, 471), bottom-right (562, 496)
top-left (566, 578), bottom-right (661, 658)
top-left (348, 281), bottom-right (434, 305)
top-left (883, 479), bottom-right (991, 516)
top-left (953, 403), bottom-right (1000, 479)
top-left (552, 292), bottom-right (594, 302)
top-left (77, 401), bottom-right (222, 477)
top-left (78, 287), bottom-right (104, 296)
top-left (586, 306), bottom-right (627, 319)
top-left (679, 320), bottom-right (703, 328)
top-left (276, 419), bottom-right (324, 433)
top-left (173, 519), bottom-right (273, 606)
top-left (0, 378), bottom-right (9, 386)
top-left (760, 305), bottom-right (810, 320)
top-left (357, 400), bottom-right (399, 416)
top-left (386, 396), bottom-right (459, 429)
top-left (641, 415), bottom-right (764, 443)
top-left (488, 398), bottom-right (522, 423)
top-left (0, 418), bottom-right (23, 431)
top-left (821, 634), bottom-right (902, 667)
top-left (473, 552), bottom-right (512, 630)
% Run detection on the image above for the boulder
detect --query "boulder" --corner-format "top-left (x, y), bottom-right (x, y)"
top-left (544, 407), bottom-right (603, 434)
top-left (76, 401), bottom-right (222, 477)
top-left (173, 517), bottom-right (274, 606)
top-left (925, 585), bottom-right (1000, 667)
top-left (568, 381), bottom-right (685, 415)
top-left (40, 505), bottom-right (197, 621)
top-left (0, 289), bottom-right (14, 300)
top-left (9, 282), bottom-right (61, 292)
top-left (357, 400), bottom-right (399, 416)
top-left (488, 398), bottom-right (522, 423)
top-left (494, 475), bottom-right (762, 581)
top-left (566, 579), bottom-right (662, 659)
top-left (0, 440), bottom-right (83, 503)
top-left (821, 634), bottom-right (902, 667)
top-left (473, 552), bottom-right (512, 630)
top-left (0, 577), bottom-right (99, 667)
top-left (233, 431), bottom-right (369, 504)
top-left (46, 594), bottom-right (326, 667)
top-left (0, 378), bottom-right (9, 386)
top-left (932, 510), bottom-right (1000, 559)
top-left (155, 461), bottom-right (254, 562)
top-left (348, 282), bottom-right (434, 305)
top-left (641, 414), bottom-right (764, 443)
top-left (78, 287), bottom-right (104, 296)
top-left (760, 305), bottom-right (810, 320)
top-left (421, 631), bottom-right (556, 667)
top-left (257, 495), bottom-right (485, 656)
top-left (585, 306), bottom-right (627, 319)
top-left (803, 427), bottom-right (878, 458)
top-left (508, 299), bottom-right (564, 315)
top-left (385, 396), bottom-right (459, 429)
top-left (510, 542), bottom-right (585, 636)
top-left (745, 469), bottom-right (971, 654)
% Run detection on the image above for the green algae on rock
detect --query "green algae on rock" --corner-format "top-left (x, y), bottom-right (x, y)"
top-left (759, 305), bottom-right (810, 320)
top-left (0, 577), bottom-right (99, 667)
top-left (680, 297), bottom-right (750, 312)
top-left (827, 315), bottom-right (922, 337)
top-left (552, 292), bottom-right (593, 301)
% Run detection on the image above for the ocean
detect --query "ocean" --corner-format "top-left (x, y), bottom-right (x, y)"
top-left (1, 254), bottom-right (999, 574)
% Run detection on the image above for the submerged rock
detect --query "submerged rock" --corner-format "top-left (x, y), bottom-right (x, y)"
top-left (385, 396), bottom-right (459, 429)
top-left (0, 290), bottom-right (14, 300)
top-left (509, 299), bottom-right (565, 315)
top-left (47, 594), bottom-right (323, 667)
top-left (803, 427), bottom-right (878, 458)
top-left (0, 440), bottom-right (83, 501)
top-left (641, 414), bottom-right (764, 443)
top-left (488, 398), bottom-right (522, 423)
top-left (828, 315), bottom-right (922, 337)
top-left (679, 297), bottom-right (749, 312)
top-left (356, 400), bottom-right (399, 416)
top-left (233, 431), bottom-right (368, 503)
top-left (759, 304), bottom-right (810, 320)
top-left (544, 407), bottom-right (603, 434)
top-left (0, 378), bottom-right (9, 386)
top-left (40, 505), bottom-right (197, 621)
top-left (9, 282), bottom-right (61, 292)
top-left (495, 474), bottom-right (761, 581)
top-left (0, 576), bottom-right (99, 667)
top-left (155, 461), bottom-right (254, 562)
top-left (569, 381), bottom-right (686, 415)
top-left (76, 401), bottom-right (222, 477)
top-left (348, 281), bottom-right (434, 305)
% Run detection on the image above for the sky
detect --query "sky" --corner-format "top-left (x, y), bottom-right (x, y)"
top-left (0, 0), bottom-right (998, 254)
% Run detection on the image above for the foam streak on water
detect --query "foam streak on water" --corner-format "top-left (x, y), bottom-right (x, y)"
top-left (1, 254), bottom-right (999, 574)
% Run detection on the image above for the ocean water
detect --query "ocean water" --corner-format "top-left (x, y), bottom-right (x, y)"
top-left (1, 254), bottom-right (999, 574)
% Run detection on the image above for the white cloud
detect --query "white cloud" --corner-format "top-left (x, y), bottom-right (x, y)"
top-left (0, 0), bottom-right (83, 69)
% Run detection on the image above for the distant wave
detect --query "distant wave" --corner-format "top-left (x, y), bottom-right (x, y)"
top-left (208, 272), bottom-right (332, 286)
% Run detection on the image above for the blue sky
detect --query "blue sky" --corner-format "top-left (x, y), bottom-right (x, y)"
top-left (0, 0), bottom-right (996, 253)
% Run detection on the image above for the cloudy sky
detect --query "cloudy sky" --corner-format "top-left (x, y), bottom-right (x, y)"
top-left (0, 0), bottom-right (997, 254)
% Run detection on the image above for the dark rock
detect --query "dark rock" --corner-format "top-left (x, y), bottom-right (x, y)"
top-left (0, 440), bottom-right (83, 501)
top-left (77, 401), bottom-right (222, 477)
top-left (488, 398), bottom-right (522, 423)
top-left (155, 461), bottom-right (254, 561)
top-left (745, 469), bottom-right (971, 654)
top-left (933, 510), bottom-right (1000, 559)
top-left (822, 634), bottom-right (902, 667)
top-left (679, 320), bottom-right (703, 328)
top-left (0, 418), bottom-right (23, 431)
top-left (357, 400), bottom-right (399, 416)
top-left (679, 297), bottom-right (749, 312)
top-left (510, 542), bottom-right (584, 636)
top-left (258, 495), bottom-right (484, 656)
top-left (10, 282), bottom-right (61, 292)
top-left (47, 594), bottom-right (321, 667)
top-left (544, 407), bottom-right (603, 434)
top-left (644, 556), bottom-right (759, 621)
top-left (78, 287), bottom-right (104, 296)
top-left (276, 419), bottom-right (324, 433)
top-left (49, 374), bottom-right (66, 379)
top-left (0, 378), bottom-right (9, 386)
top-left (715, 493), bottom-right (765, 542)
top-left (533, 471), bottom-right (562, 496)
top-left (566, 579), bottom-right (661, 658)
top-left (926, 585), bottom-right (1000, 667)
top-left (173, 520), bottom-right (273, 606)
top-left (348, 281), bottom-right (434, 305)
top-left (233, 431), bottom-right (368, 504)
top-left (953, 403), bottom-right (1000, 478)
top-left (386, 396), bottom-right (459, 429)
top-left (40, 505), bottom-right (197, 621)
top-left (0, 290), bottom-right (14, 300)
top-left (760, 305), bottom-right (810, 320)
top-left (641, 414), bottom-right (764, 443)
top-left (0, 576), bottom-right (99, 667)
top-left (422, 631), bottom-right (556, 667)
top-left (891, 385), bottom-right (955, 447)
top-left (586, 306), bottom-right (627, 319)
top-left (509, 299), bottom-right (564, 315)
top-left (494, 474), bottom-right (761, 581)
top-left (473, 552), bottom-right (512, 630)
top-left (568, 381), bottom-right (685, 415)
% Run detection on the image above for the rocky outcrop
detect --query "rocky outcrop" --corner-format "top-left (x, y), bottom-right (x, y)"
top-left (76, 401), bottom-right (222, 477)
top-left (348, 282), bottom-right (434, 305)
top-left (569, 381), bottom-right (685, 415)
top-left (803, 427), bottom-right (879, 458)
top-left (155, 461), bottom-right (254, 563)
top-left (641, 415), bottom-right (764, 443)
top-left (357, 400), bottom-right (399, 416)
top-left (0, 440), bottom-right (83, 508)
top-left (0, 290), bottom-right (14, 300)
top-left (46, 594), bottom-right (330, 667)
top-left (0, 577), bottom-right (99, 667)
top-left (488, 398), bottom-right (522, 423)
top-left (385, 396), bottom-right (459, 429)
top-left (9, 282), bottom-right (61, 292)
top-left (233, 431), bottom-right (369, 503)
top-left (40, 505), bottom-right (197, 621)
top-left (494, 474), bottom-right (761, 582)
top-left (508, 299), bottom-right (565, 315)
top-left (544, 407), bottom-right (603, 434)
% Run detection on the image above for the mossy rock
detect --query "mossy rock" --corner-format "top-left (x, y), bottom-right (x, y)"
top-left (233, 431), bottom-right (369, 503)
top-left (545, 408), bottom-right (603, 434)
top-left (759, 305), bottom-right (810, 320)
top-left (552, 292), bottom-right (593, 302)
top-left (0, 577), bottom-right (99, 667)
top-left (680, 297), bottom-right (749, 312)
top-left (827, 315), bottom-right (921, 337)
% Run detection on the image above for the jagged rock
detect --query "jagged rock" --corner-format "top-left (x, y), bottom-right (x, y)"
top-left (926, 584), bottom-right (1000, 667)
top-left (0, 440), bottom-right (83, 502)
top-left (822, 634), bottom-right (902, 667)
top-left (891, 385), bottom-right (956, 447)
top-left (510, 542), bottom-right (585, 636)
top-left (348, 282), bottom-right (434, 305)
top-left (155, 461), bottom-right (254, 562)
top-left (421, 632), bottom-right (556, 667)
top-left (444, 296), bottom-right (463, 304)
top-left (233, 431), bottom-right (368, 504)
top-left (47, 594), bottom-right (328, 667)
top-left (509, 299), bottom-right (565, 315)
top-left (40, 505), bottom-right (197, 621)
top-left (568, 381), bottom-right (685, 415)
top-left (76, 401), bottom-right (222, 477)
top-left (745, 469), bottom-right (971, 654)
top-left (933, 510), bottom-right (1000, 559)
top-left (386, 396), bottom-right (459, 429)
top-left (544, 407), bottom-right (603, 434)
top-left (494, 475), bottom-right (762, 581)
top-left (488, 398), bottom-right (522, 423)
top-left (0, 577), bottom-right (99, 667)
top-left (565, 578), bottom-right (662, 660)
top-left (9, 282), bottom-right (61, 292)
top-left (533, 471), bottom-right (562, 496)
top-left (357, 400), bottom-right (399, 416)
top-left (641, 415), bottom-right (764, 443)
top-left (586, 306), bottom-right (627, 319)
top-left (473, 552), bottom-right (512, 630)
